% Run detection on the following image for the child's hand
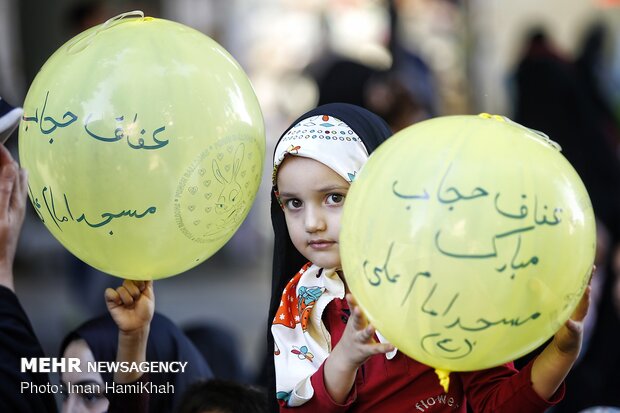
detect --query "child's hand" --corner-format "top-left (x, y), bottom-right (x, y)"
top-left (552, 268), bottom-right (593, 357)
top-left (531, 266), bottom-right (594, 400)
top-left (323, 293), bottom-right (395, 403)
top-left (105, 280), bottom-right (154, 384)
top-left (105, 280), bottom-right (154, 335)
top-left (331, 293), bottom-right (395, 369)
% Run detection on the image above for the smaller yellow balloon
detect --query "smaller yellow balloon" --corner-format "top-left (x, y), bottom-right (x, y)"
top-left (340, 114), bottom-right (595, 372)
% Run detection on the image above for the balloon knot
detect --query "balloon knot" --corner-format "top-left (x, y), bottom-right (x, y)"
top-left (435, 368), bottom-right (451, 393)
top-left (478, 113), bottom-right (506, 122)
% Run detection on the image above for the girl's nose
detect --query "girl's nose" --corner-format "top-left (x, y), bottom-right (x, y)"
top-left (62, 395), bottom-right (79, 413)
top-left (304, 207), bottom-right (326, 233)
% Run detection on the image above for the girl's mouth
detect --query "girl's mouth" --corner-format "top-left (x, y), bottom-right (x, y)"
top-left (308, 240), bottom-right (335, 250)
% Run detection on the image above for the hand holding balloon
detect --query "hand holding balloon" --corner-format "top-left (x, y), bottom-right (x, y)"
top-left (105, 279), bottom-right (154, 383)
top-left (554, 269), bottom-right (592, 355)
top-left (323, 293), bottom-right (395, 404)
top-left (105, 280), bottom-right (154, 334)
top-left (531, 266), bottom-right (593, 400)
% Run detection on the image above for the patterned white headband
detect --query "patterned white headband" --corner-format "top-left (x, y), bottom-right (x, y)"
top-left (272, 114), bottom-right (369, 187)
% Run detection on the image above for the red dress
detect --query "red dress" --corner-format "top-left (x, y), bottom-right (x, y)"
top-left (280, 297), bottom-right (564, 413)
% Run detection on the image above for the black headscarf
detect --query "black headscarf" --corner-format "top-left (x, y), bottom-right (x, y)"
top-left (265, 103), bottom-right (392, 412)
top-left (60, 312), bottom-right (213, 413)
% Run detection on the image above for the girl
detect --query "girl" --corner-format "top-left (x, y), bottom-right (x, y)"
top-left (268, 103), bottom-right (589, 412)
top-left (60, 307), bottom-right (212, 413)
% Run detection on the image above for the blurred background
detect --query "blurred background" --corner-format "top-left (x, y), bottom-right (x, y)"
top-left (2, 0), bottom-right (620, 410)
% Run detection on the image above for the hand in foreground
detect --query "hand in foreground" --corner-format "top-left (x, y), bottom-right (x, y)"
top-left (551, 267), bottom-right (593, 357)
top-left (0, 144), bottom-right (27, 291)
top-left (531, 266), bottom-right (594, 400)
top-left (105, 280), bottom-right (154, 334)
top-left (324, 293), bottom-right (394, 403)
top-left (331, 293), bottom-right (395, 368)
top-left (105, 280), bottom-right (154, 384)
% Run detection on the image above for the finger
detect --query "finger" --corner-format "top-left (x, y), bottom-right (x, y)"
top-left (104, 287), bottom-right (121, 307)
top-left (133, 280), bottom-right (146, 292)
top-left (349, 304), bottom-right (368, 331)
top-left (142, 280), bottom-right (154, 301)
top-left (564, 318), bottom-right (583, 335)
top-left (364, 342), bottom-right (396, 356)
top-left (10, 167), bottom-right (26, 213)
top-left (10, 164), bottom-right (27, 214)
top-left (375, 342), bottom-right (396, 354)
top-left (122, 279), bottom-right (141, 300)
top-left (346, 293), bottom-right (369, 329)
top-left (116, 286), bottom-right (135, 306)
top-left (345, 293), bottom-right (358, 308)
top-left (0, 144), bottom-right (15, 167)
top-left (345, 294), bottom-right (362, 316)
top-left (571, 285), bottom-right (591, 322)
top-left (0, 162), bottom-right (17, 221)
top-left (357, 325), bottom-right (376, 343)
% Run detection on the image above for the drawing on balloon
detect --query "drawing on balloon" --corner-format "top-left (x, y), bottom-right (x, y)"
top-left (212, 143), bottom-right (246, 233)
top-left (174, 135), bottom-right (262, 244)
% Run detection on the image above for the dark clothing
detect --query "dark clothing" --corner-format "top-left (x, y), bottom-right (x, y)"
top-left (514, 35), bottom-right (620, 410)
top-left (0, 285), bottom-right (152, 413)
top-left (61, 312), bottom-right (213, 413)
top-left (514, 36), bottom-right (620, 241)
top-left (109, 373), bottom-right (151, 413)
top-left (0, 286), bottom-right (56, 413)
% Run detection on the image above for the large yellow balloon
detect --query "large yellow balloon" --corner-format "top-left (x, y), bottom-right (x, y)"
top-left (340, 114), bottom-right (595, 371)
top-left (19, 12), bottom-right (265, 279)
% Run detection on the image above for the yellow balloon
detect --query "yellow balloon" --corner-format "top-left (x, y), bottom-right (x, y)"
top-left (18, 12), bottom-right (265, 280)
top-left (340, 114), bottom-right (595, 371)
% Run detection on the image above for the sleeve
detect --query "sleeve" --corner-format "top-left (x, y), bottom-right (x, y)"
top-left (461, 358), bottom-right (565, 413)
top-left (0, 286), bottom-right (57, 413)
top-left (106, 373), bottom-right (150, 413)
top-left (279, 361), bottom-right (357, 413)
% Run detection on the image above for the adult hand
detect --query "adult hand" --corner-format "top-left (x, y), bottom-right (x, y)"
top-left (0, 145), bottom-right (27, 291)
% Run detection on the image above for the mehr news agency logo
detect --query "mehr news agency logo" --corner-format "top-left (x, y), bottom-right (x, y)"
top-left (20, 357), bottom-right (187, 395)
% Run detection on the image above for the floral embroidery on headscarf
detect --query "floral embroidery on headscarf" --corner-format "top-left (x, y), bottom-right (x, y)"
top-left (272, 114), bottom-right (368, 188)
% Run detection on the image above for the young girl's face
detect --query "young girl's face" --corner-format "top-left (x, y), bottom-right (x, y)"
top-left (277, 156), bottom-right (350, 269)
top-left (61, 339), bottom-right (108, 413)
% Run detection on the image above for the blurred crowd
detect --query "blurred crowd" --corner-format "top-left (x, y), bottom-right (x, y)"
top-left (1, 0), bottom-right (620, 411)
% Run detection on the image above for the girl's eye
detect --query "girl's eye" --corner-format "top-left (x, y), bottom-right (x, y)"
top-left (326, 194), bottom-right (345, 205)
top-left (80, 391), bottom-right (106, 404)
top-left (285, 199), bottom-right (303, 209)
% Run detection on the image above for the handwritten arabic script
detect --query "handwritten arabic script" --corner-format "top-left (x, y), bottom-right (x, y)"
top-left (22, 91), bottom-right (170, 149)
top-left (29, 184), bottom-right (157, 235)
top-left (363, 241), bottom-right (543, 360)
top-left (392, 162), bottom-right (562, 280)
top-left (355, 162), bottom-right (571, 362)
